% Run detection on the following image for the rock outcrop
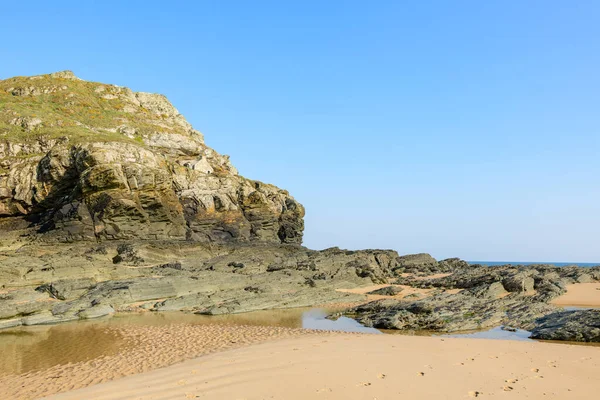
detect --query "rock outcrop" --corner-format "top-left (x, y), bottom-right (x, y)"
top-left (530, 310), bottom-right (600, 342)
top-left (1, 71), bottom-right (599, 344)
top-left (0, 71), bottom-right (303, 244)
top-left (348, 264), bottom-right (600, 334)
top-left (0, 241), bottom-right (403, 327)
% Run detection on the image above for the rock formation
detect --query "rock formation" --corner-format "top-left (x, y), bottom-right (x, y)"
top-left (348, 264), bottom-right (600, 337)
top-left (1, 71), bottom-right (599, 343)
top-left (0, 71), bottom-right (303, 244)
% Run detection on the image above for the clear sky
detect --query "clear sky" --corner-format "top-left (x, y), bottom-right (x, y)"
top-left (1, 1), bottom-right (599, 262)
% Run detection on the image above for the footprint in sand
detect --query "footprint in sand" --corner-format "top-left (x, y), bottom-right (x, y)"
top-left (177, 379), bottom-right (188, 386)
top-left (503, 386), bottom-right (514, 391)
top-left (505, 378), bottom-right (518, 384)
top-left (378, 373), bottom-right (386, 379)
top-left (468, 391), bottom-right (482, 397)
top-left (357, 382), bottom-right (372, 387)
top-left (417, 372), bottom-right (425, 376)
top-left (531, 368), bottom-right (539, 373)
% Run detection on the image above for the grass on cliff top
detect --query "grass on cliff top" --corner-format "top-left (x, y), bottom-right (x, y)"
top-left (0, 73), bottom-right (187, 146)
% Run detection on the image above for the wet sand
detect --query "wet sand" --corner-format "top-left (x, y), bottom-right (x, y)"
top-left (551, 282), bottom-right (600, 308)
top-left (48, 333), bottom-right (600, 400)
top-left (0, 323), bottom-right (326, 399)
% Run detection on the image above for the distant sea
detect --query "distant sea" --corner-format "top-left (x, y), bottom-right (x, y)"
top-left (469, 261), bottom-right (599, 268)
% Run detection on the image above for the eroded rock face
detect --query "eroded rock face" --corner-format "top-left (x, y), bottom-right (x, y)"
top-left (349, 264), bottom-right (600, 334)
top-left (0, 241), bottom-right (402, 327)
top-left (0, 72), bottom-right (304, 244)
top-left (530, 310), bottom-right (600, 342)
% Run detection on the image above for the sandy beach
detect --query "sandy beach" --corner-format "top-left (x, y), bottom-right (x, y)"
top-left (0, 323), bottom-right (323, 399)
top-left (551, 283), bottom-right (600, 308)
top-left (47, 333), bottom-right (600, 400)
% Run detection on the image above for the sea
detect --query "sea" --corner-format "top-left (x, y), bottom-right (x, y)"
top-left (469, 261), bottom-right (599, 267)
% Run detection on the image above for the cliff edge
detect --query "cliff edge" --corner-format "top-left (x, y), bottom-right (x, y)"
top-left (0, 71), bottom-right (304, 243)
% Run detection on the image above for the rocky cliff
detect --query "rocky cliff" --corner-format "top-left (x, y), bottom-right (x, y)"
top-left (0, 71), bottom-right (304, 243)
top-left (1, 71), bottom-right (598, 342)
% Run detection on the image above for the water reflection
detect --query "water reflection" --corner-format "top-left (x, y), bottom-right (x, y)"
top-left (0, 309), bottom-right (376, 376)
top-left (442, 326), bottom-right (533, 341)
top-left (302, 309), bottom-right (381, 334)
top-left (2, 309), bottom-right (596, 376)
top-left (0, 324), bottom-right (123, 376)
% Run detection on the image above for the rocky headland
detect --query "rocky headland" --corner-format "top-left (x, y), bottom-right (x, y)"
top-left (0, 71), bottom-right (598, 342)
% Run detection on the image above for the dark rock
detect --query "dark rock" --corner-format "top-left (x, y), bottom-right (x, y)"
top-left (502, 273), bottom-right (535, 292)
top-left (158, 261), bottom-right (183, 270)
top-left (112, 244), bottom-right (144, 265)
top-left (366, 286), bottom-right (403, 296)
top-left (530, 310), bottom-right (600, 342)
top-left (312, 273), bottom-right (328, 281)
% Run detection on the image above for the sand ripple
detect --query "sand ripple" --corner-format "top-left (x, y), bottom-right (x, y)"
top-left (0, 324), bottom-right (328, 399)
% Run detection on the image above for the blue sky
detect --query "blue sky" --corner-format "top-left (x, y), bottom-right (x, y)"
top-left (2, 1), bottom-right (599, 261)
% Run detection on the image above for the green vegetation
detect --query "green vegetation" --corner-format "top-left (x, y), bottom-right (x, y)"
top-left (0, 73), bottom-right (188, 145)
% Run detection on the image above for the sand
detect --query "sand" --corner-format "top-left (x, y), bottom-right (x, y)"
top-left (0, 324), bottom-right (324, 399)
top-left (551, 282), bottom-right (600, 308)
top-left (337, 283), bottom-right (444, 301)
top-left (46, 333), bottom-right (600, 400)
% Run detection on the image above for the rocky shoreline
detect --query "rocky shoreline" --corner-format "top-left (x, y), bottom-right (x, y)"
top-left (1, 71), bottom-right (598, 342)
top-left (2, 238), bottom-right (599, 342)
top-left (345, 261), bottom-right (600, 342)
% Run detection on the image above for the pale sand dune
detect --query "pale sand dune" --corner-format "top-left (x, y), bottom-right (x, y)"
top-left (551, 283), bottom-right (600, 307)
top-left (48, 334), bottom-right (600, 400)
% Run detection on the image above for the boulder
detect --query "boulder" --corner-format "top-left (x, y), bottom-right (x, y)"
top-left (502, 273), bottom-right (535, 292)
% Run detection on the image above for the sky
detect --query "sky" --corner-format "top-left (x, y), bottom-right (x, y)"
top-left (1, 1), bottom-right (599, 262)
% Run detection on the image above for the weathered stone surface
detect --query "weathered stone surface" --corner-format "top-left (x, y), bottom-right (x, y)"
top-left (1, 71), bottom-right (599, 344)
top-left (366, 286), bottom-right (403, 296)
top-left (349, 263), bottom-right (600, 337)
top-left (0, 318), bottom-right (22, 329)
top-left (77, 304), bottom-right (115, 319)
top-left (36, 278), bottom-right (96, 300)
top-left (531, 310), bottom-right (600, 342)
top-left (0, 241), bottom-right (400, 327)
top-left (0, 72), bottom-right (304, 245)
top-left (502, 273), bottom-right (535, 293)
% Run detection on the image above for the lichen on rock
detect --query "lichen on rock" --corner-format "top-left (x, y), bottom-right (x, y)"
top-left (0, 71), bottom-right (304, 244)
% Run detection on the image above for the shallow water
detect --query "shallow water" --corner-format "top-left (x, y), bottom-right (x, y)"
top-left (442, 326), bottom-right (533, 341)
top-left (0, 309), bottom-right (596, 376)
top-left (0, 309), bottom-right (377, 375)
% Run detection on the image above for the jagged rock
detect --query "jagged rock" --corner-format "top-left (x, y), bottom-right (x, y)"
top-left (367, 286), bottom-right (403, 296)
top-left (0, 71), bottom-right (304, 245)
top-left (36, 278), bottom-right (96, 300)
top-left (50, 70), bottom-right (80, 80)
top-left (348, 264), bottom-right (600, 336)
top-left (1, 71), bottom-right (599, 344)
top-left (502, 273), bottom-right (535, 292)
top-left (112, 244), bottom-right (145, 265)
top-left (531, 310), bottom-right (600, 342)
top-left (0, 288), bottom-right (52, 319)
